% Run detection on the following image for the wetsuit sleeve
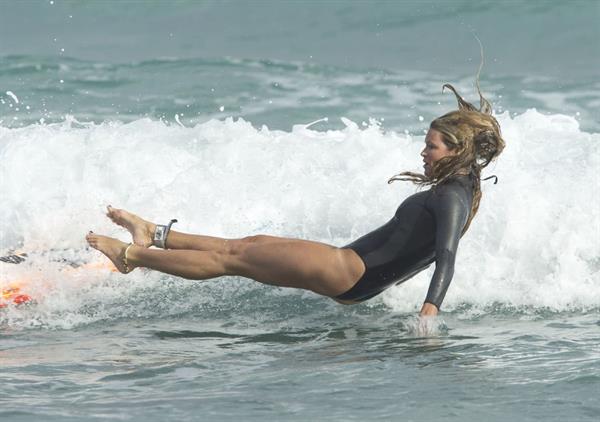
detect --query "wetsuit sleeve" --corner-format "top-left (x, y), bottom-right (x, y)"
top-left (425, 187), bottom-right (469, 309)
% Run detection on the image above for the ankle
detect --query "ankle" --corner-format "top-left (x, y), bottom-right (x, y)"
top-left (152, 219), bottom-right (178, 249)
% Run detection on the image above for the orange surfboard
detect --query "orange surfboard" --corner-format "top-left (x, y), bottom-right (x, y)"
top-left (0, 286), bottom-right (32, 308)
top-left (1, 253), bottom-right (32, 308)
top-left (1, 252), bottom-right (118, 309)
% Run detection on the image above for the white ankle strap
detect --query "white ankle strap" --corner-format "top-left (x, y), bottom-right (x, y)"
top-left (153, 219), bottom-right (177, 249)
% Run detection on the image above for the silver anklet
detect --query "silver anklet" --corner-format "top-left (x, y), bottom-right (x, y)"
top-left (153, 219), bottom-right (177, 249)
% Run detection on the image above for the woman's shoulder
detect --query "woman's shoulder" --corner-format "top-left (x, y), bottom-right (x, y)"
top-left (437, 174), bottom-right (474, 195)
top-left (430, 174), bottom-right (473, 208)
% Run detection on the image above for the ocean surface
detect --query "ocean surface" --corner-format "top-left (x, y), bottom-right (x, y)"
top-left (1, 1), bottom-right (599, 421)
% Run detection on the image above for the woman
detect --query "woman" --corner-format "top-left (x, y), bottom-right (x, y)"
top-left (86, 83), bottom-right (504, 317)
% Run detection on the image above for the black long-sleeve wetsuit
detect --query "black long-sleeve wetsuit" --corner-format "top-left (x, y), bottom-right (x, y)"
top-left (336, 174), bottom-right (474, 309)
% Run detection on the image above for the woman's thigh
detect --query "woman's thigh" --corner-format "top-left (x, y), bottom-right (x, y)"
top-left (226, 237), bottom-right (365, 297)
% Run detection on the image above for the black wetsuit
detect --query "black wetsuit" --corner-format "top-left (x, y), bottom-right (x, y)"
top-left (337, 174), bottom-right (474, 309)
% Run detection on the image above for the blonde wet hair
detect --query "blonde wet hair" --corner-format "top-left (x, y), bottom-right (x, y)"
top-left (388, 81), bottom-right (505, 233)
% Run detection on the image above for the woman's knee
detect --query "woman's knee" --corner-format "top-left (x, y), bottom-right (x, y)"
top-left (242, 235), bottom-right (273, 244)
top-left (222, 236), bottom-right (267, 273)
top-left (228, 235), bottom-right (270, 255)
top-left (224, 235), bottom-right (268, 259)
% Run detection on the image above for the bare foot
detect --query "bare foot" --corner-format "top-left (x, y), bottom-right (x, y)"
top-left (105, 205), bottom-right (155, 247)
top-left (86, 232), bottom-right (135, 273)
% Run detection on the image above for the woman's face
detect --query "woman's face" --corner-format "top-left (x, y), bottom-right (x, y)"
top-left (421, 128), bottom-right (456, 176)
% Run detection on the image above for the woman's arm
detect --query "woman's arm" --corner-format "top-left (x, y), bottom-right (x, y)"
top-left (423, 188), bottom-right (470, 312)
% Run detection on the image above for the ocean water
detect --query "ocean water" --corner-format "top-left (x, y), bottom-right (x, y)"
top-left (1, 1), bottom-right (599, 421)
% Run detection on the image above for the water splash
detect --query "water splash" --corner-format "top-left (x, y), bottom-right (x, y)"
top-left (1, 110), bottom-right (598, 329)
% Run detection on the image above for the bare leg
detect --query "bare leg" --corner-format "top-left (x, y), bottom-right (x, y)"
top-left (85, 233), bottom-right (365, 298)
top-left (105, 205), bottom-right (279, 251)
top-left (166, 230), bottom-right (286, 252)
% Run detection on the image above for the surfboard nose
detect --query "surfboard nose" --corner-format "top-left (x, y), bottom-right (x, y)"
top-left (1, 287), bottom-right (32, 308)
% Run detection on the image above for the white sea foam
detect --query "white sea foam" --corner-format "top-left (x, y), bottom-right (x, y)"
top-left (1, 110), bottom-right (598, 327)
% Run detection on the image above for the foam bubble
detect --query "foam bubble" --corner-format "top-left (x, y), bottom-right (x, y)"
top-left (5, 90), bottom-right (19, 104)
